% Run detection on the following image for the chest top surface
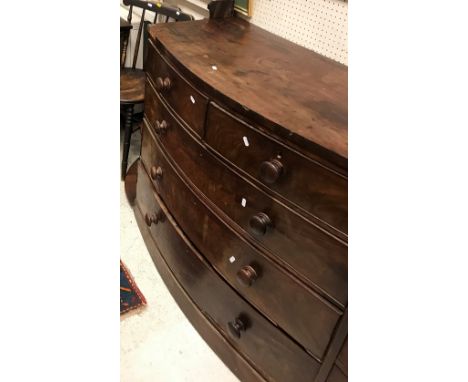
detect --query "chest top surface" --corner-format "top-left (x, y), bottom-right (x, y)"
top-left (148, 17), bottom-right (348, 165)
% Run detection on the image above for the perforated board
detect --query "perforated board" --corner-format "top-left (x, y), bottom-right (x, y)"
top-left (122, 1), bottom-right (348, 65)
top-left (249, 0), bottom-right (348, 65)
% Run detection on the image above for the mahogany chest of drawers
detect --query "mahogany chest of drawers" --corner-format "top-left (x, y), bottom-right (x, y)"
top-left (128, 17), bottom-right (348, 382)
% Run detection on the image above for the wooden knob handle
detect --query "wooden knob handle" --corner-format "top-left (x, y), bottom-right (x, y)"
top-left (236, 265), bottom-right (259, 287)
top-left (155, 120), bottom-right (169, 134)
top-left (249, 212), bottom-right (272, 236)
top-left (150, 166), bottom-right (163, 180)
top-left (145, 211), bottom-right (163, 227)
top-left (259, 159), bottom-right (284, 184)
top-left (227, 317), bottom-right (246, 339)
top-left (155, 76), bottom-right (172, 92)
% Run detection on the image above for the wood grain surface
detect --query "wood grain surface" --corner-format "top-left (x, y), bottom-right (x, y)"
top-left (146, 43), bottom-right (208, 137)
top-left (205, 102), bottom-right (348, 234)
top-left (143, 85), bottom-right (348, 307)
top-left (134, 17), bottom-right (348, 382)
top-left (140, 119), bottom-right (344, 359)
top-left (135, 160), bottom-right (321, 382)
top-left (133, 162), bottom-right (267, 382)
top-left (148, 17), bottom-right (347, 165)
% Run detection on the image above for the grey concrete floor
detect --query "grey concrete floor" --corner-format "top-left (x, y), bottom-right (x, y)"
top-left (120, 124), bottom-right (239, 382)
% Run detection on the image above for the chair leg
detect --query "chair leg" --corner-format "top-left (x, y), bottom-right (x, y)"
top-left (121, 104), bottom-right (134, 180)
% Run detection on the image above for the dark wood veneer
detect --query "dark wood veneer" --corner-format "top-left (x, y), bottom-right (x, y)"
top-left (143, 84), bottom-right (348, 306)
top-left (130, 17), bottom-right (347, 382)
top-left (135, 161), bottom-right (321, 382)
top-left (131, 163), bottom-right (266, 382)
top-left (140, 120), bottom-right (342, 360)
top-left (148, 17), bottom-right (347, 167)
top-left (145, 42), bottom-right (208, 137)
top-left (205, 103), bottom-right (348, 235)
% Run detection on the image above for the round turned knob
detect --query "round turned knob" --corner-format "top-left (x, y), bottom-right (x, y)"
top-left (249, 212), bottom-right (272, 236)
top-left (236, 265), bottom-right (259, 287)
top-left (259, 159), bottom-right (284, 184)
top-left (155, 120), bottom-right (169, 134)
top-left (155, 76), bottom-right (172, 92)
top-left (227, 317), bottom-right (247, 339)
top-left (145, 211), bottom-right (162, 227)
top-left (150, 166), bottom-right (163, 181)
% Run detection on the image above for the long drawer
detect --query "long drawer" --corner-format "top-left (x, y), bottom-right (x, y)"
top-left (143, 82), bottom-right (347, 307)
top-left (140, 120), bottom-right (342, 360)
top-left (205, 102), bottom-right (348, 235)
top-left (145, 41), bottom-right (208, 137)
top-left (135, 161), bottom-right (321, 382)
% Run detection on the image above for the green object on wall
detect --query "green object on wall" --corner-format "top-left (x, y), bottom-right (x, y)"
top-left (234, 0), bottom-right (251, 15)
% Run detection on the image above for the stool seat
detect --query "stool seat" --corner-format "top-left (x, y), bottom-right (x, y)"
top-left (120, 69), bottom-right (146, 104)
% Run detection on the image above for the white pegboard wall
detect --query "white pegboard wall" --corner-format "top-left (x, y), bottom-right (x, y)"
top-left (249, 0), bottom-right (348, 65)
top-left (122, 1), bottom-right (347, 65)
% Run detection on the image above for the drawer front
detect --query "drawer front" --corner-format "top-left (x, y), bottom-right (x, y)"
top-left (205, 102), bottom-right (348, 234)
top-left (143, 86), bottom-right (347, 307)
top-left (145, 42), bottom-right (208, 137)
top-left (135, 162), bottom-right (320, 382)
top-left (140, 121), bottom-right (342, 360)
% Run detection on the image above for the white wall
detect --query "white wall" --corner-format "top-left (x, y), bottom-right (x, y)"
top-left (249, 0), bottom-right (348, 65)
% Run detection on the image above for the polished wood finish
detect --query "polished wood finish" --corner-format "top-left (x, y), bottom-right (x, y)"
top-left (148, 17), bottom-right (347, 167)
top-left (130, 17), bottom-right (347, 382)
top-left (135, 161), bottom-right (321, 382)
top-left (248, 212), bottom-right (272, 236)
top-left (236, 264), bottom-right (258, 287)
top-left (205, 103), bottom-right (348, 234)
top-left (144, 84), bottom-right (347, 307)
top-left (140, 121), bottom-right (342, 360)
top-left (259, 159), bottom-right (284, 185)
top-left (120, 69), bottom-right (146, 104)
top-left (133, 163), bottom-right (267, 382)
top-left (146, 42), bottom-right (208, 137)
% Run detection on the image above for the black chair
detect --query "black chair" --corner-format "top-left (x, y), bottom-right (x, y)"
top-left (120, 0), bottom-right (194, 179)
top-left (120, 18), bottom-right (133, 68)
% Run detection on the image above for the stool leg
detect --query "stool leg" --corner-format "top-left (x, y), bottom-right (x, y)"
top-left (121, 104), bottom-right (134, 180)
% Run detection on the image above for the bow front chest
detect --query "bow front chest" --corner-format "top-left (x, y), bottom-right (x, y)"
top-left (130, 17), bottom-right (348, 382)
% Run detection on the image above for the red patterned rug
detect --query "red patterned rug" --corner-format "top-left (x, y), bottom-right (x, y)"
top-left (120, 260), bottom-right (146, 314)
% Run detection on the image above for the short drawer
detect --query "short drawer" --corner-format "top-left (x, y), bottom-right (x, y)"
top-left (145, 41), bottom-right (208, 137)
top-left (135, 162), bottom-right (321, 382)
top-left (140, 121), bottom-right (342, 360)
top-left (142, 89), bottom-right (347, 308)
top-left (205, 102), bottom-right (348, 234)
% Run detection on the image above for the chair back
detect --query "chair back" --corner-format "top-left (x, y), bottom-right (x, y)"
top-left (122, 0), bottom-right (194, 70)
